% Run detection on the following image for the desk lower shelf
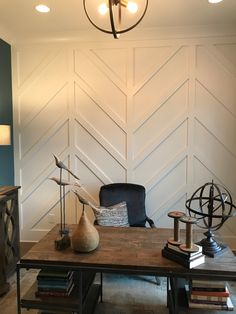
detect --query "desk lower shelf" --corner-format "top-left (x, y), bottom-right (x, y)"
top-left (20, 271), bottom-right (101, 314)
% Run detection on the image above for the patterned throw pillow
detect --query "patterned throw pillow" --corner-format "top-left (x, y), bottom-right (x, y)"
top-left (91, 201), bottom-right (129, 227)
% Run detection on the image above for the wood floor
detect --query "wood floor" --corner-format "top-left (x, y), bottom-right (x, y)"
top-left (0, 271), bottom-right (235, 314)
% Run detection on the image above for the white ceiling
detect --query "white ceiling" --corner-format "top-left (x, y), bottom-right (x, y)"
top-left (0, 0), bottom-right (236, 41)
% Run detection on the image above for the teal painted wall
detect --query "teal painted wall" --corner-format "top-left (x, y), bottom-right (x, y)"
top-left (0, 39), bottom-right (14, 185)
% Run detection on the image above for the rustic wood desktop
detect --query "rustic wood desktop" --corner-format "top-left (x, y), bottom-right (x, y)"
top-left (17, 225), bottom-right (236, 314)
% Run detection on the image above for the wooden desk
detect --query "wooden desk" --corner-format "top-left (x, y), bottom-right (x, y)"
top-left (17, 225), bottom-right (236, 314)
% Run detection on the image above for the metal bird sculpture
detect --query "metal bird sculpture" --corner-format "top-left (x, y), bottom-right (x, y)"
top-left (50, 177), bottom-right (81, 188)
top-left (73, 190), bottom-right (99, 217)
top-left (53, 154), bottom-right (80, 180)
top-left (49, 155), bottom-right (82, 251)
top-left (50, 154), bottom-right (81, 250)
top-left (73, 190), bottom-right (90, 205)
top-left (49, 177), bottom-right (70, 186)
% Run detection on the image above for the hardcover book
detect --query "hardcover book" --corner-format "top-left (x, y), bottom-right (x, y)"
top-left (162, 247), bottom-right (205, 269)
top-left (191, 279), bottom-right (226, 288)
top-left (189, 299), bottom-right (227, 306)
top-left (167, 243), bottom-right (202, 256)
top-left (37, 279), bottom-right (73, 290)
top-left (36, 283), bottom-right (74, 298)
top-left (191, 279), bottom-right (226, 292)
top-left (188, 297), bottom-right (234, 310)
top-left (190, 286), bottom-right (230, 297)
top-left (37, 274), bottom-right (72, 284)
top-left (185, 285), bottom-right (234, 311)
top-left (39, 312), bottom-right (71, 314)
top-left (37, 280), bottom-right (74, 293)
top-left (190, 293), bottom-right (228, 302)
top-left (37, 270), bottom-right (73, 280)
top-left (37, 270), bottom-right (74, 294)
top-left (165, 245), bottom-right (203, 261)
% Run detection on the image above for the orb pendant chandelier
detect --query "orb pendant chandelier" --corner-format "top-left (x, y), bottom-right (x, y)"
top-left (83, 0), bottom-right (149, 39)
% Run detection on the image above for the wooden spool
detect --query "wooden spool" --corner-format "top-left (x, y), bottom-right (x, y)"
top-left (167, 211), bottom-right (186, 245)
top-left (179, 216), bottom-right (199, 253)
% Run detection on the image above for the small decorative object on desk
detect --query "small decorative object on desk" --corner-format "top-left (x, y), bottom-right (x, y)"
top-left (186, 180), bottom-right (236, 257)
top-left (167, 211), bottom-right (185, 245)
top-left (71, 191), bottom-right (99, 253)
top-left (50, 154), bottom-right (81, 251)
top-left (162, 211), bottom-right (205, 268)
top-left (179, 216), bottom-right (199, 253)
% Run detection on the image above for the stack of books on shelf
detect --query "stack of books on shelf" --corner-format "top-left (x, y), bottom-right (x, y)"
top-left (35, 269), bottom-right (74, 298)
top-left (162, 242), bottom-right (205, 269)
top-left (185, 280), bottom-right (234, 311)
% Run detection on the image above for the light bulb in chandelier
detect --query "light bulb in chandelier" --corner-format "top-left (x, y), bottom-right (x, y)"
top-left (127, 2), bottom-right (138, 13)
top-left (98, 3), bottom-right (109, 15)
top-left (83, 0), bottom-right (148, 39)
top-left (98, 1), bottom-right (138, 15)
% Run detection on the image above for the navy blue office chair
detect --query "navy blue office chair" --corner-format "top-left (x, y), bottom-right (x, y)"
top-left (99, 183), bottom-right (160, 285)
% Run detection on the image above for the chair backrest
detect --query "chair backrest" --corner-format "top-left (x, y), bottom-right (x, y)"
top-left (99, 183), bottom-right (147, 227)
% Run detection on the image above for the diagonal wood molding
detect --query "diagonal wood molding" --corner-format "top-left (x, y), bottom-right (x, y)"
top-left (13, 38), bottom-right (236, 249)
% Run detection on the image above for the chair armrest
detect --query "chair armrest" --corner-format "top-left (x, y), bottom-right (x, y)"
top-left (146, 216), bottom-right (156, 228)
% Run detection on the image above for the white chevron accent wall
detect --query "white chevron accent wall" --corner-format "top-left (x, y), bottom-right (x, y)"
top-left (12, 39), bottom-right (236, 248)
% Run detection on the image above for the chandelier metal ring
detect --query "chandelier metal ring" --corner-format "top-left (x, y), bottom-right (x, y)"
top-left (83, 0), bottom-right (149, 39)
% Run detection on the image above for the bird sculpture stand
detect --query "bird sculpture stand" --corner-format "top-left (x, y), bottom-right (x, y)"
top-left (54, 166), bottom-right (71, 250)
top-left (52, 154), bottom-right (80, 250)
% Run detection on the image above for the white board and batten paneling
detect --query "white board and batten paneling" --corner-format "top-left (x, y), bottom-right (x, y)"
top-left (12, 36), bottom-right (236, 249)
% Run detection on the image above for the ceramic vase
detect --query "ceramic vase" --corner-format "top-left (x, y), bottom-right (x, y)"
top-left (71, 210), bottom-right (99, 252)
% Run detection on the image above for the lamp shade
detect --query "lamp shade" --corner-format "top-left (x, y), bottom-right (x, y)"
top-left (0, 125), bottom-right (11, 145)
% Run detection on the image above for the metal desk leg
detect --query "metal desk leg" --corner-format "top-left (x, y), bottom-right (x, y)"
top-left (79, 271), bottom-right (83, 314)
top-left (167, 277), bottom-right (170, 309)
top-left (100, 272), bottom-right (103, 303)
top-left (167, 277), bottom-right (179, 314)
top-left (16, 264), bottom-right (21, 314)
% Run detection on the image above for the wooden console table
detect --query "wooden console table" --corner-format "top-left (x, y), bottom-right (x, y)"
top-left (0, 186), bottom-right (20, 296)
top-left (17, 225), bottom-right (236, 314)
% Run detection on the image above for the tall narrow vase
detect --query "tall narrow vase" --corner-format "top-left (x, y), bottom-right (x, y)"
top-left (71, 210), bottom-right (99, 253)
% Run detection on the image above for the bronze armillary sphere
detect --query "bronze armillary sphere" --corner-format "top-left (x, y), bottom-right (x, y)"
top-left (186, 181), bottom-right (236, 257)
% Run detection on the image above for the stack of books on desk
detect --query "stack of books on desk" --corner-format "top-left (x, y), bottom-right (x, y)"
top-left (162, 243), bottom-right (205, 269)
top-left (185, 280), bottom-right (234, 311)
top-left (35, 269), bottom-right (74, 297)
